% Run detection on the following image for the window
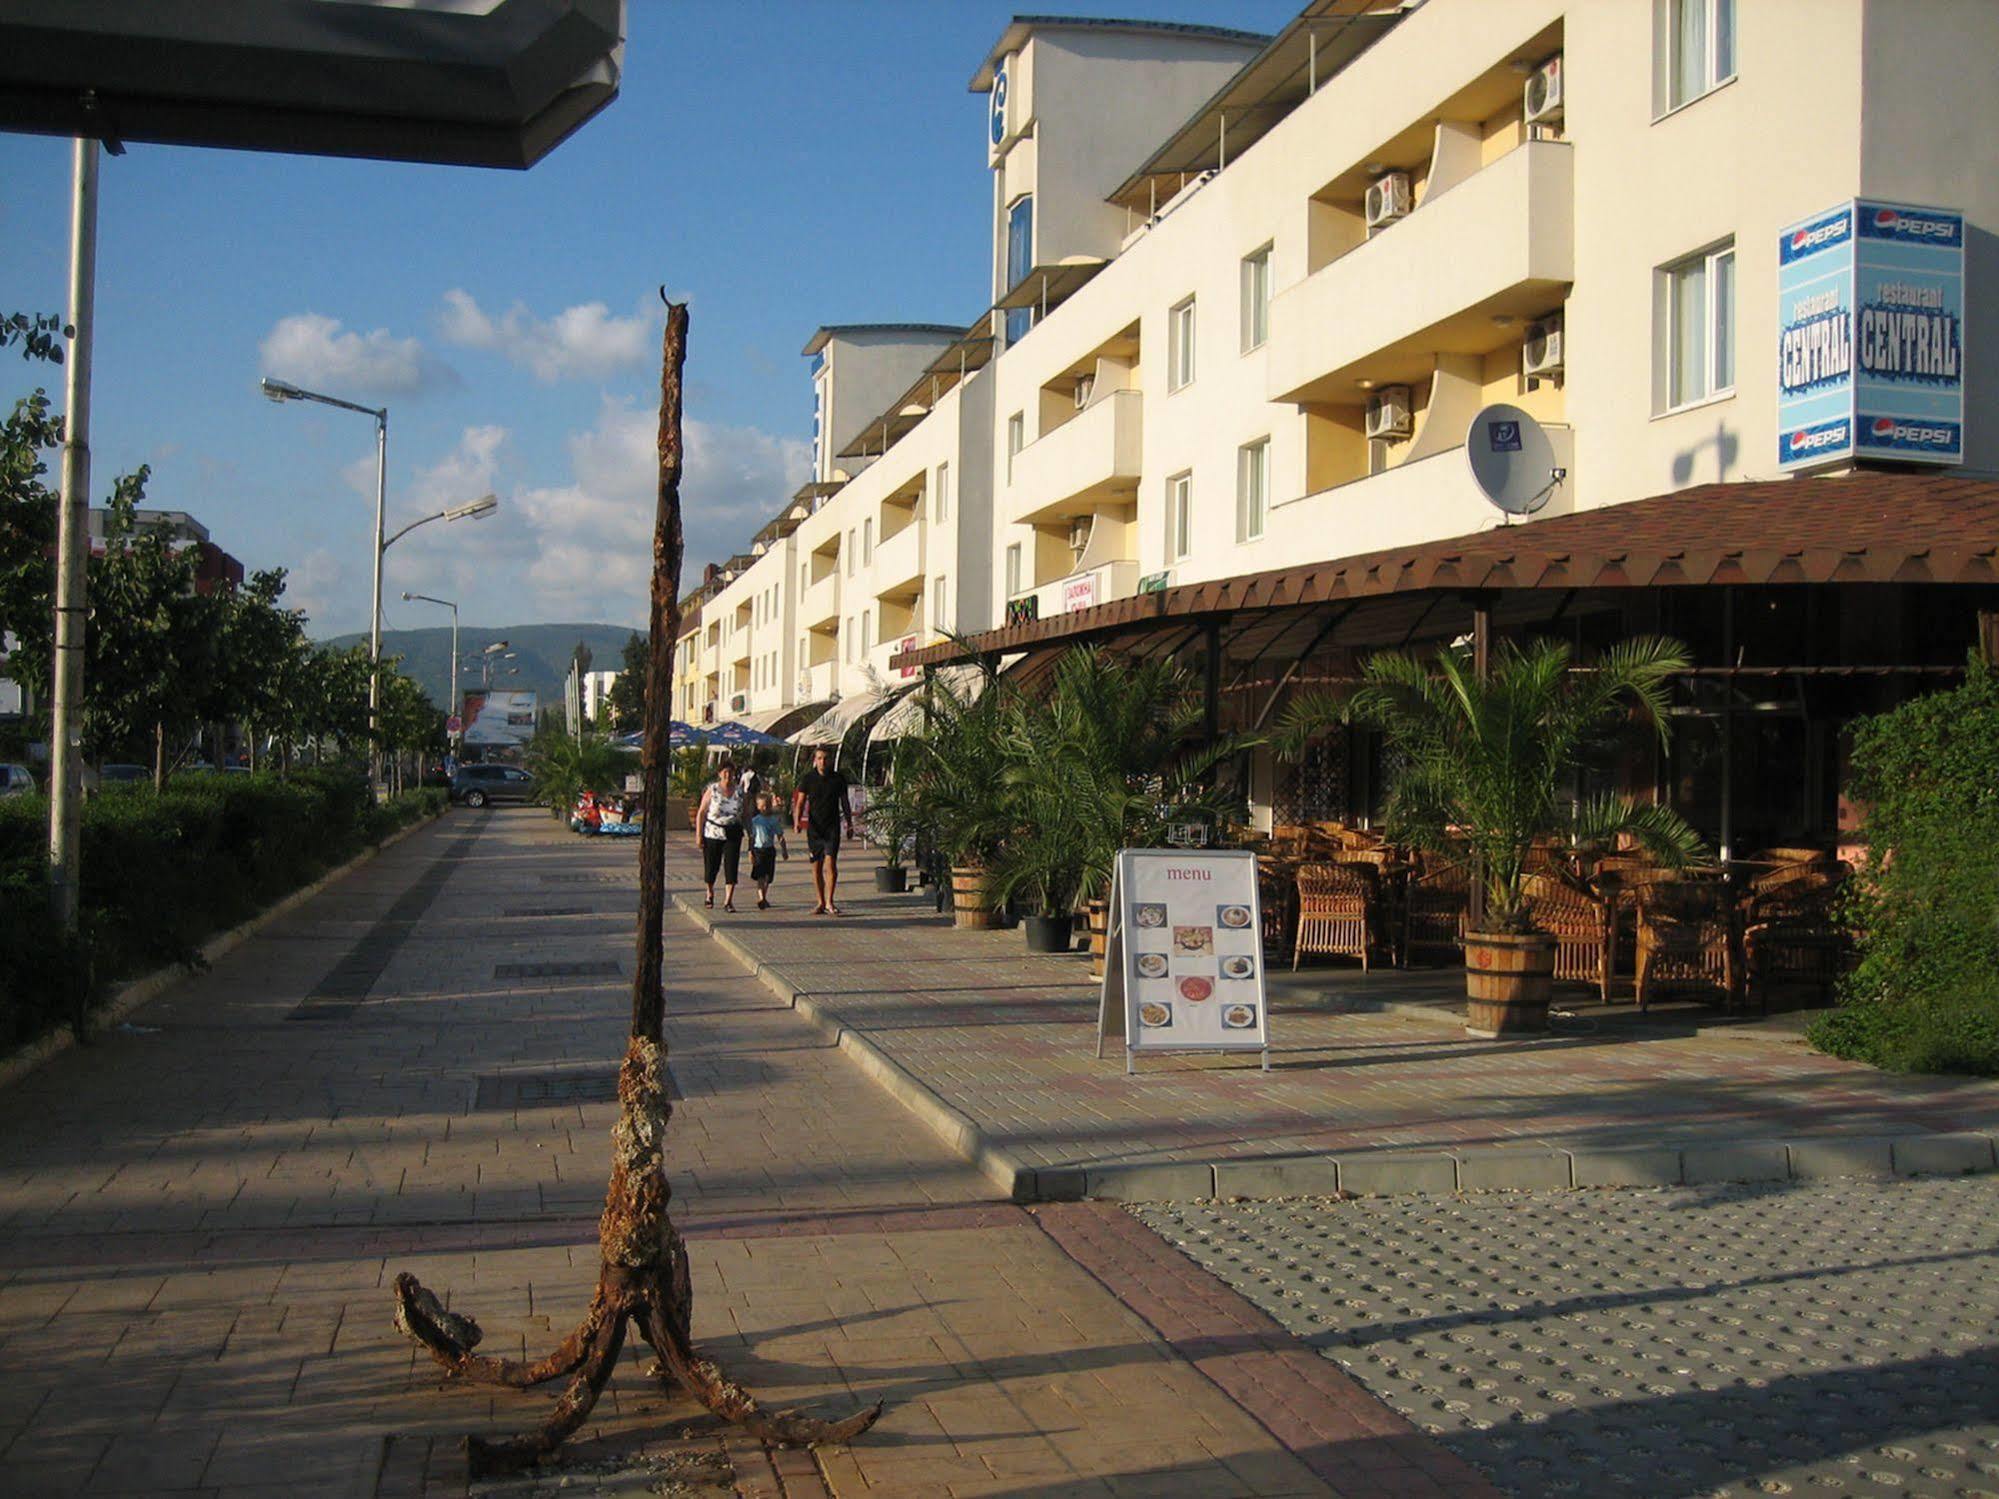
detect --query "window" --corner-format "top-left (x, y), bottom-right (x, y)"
top-left (1166, 471), bottom-right (1193, 562)
top-left (801, 563), bottom-right (808, 594)
top-left (1661, 0), bottom-right (1735, 113)
top-left (861, 610), bottom-right (871, 650)
top-left (1236, 439), bottom-right (1269, 543)
top-left (1005, 543), bottom-right (1023, 599)
top-left (845, 530), bottom-right (855, 577)
top-left (1660, 241), bottom-right (1736, 409)
top-left (1006, 412), bottom-right (1025, 480)
top-left (933, 575), bottom-right (948, 630)
top-left (1168, 297), bottom-right (1196, 390)
top-left (1240, 246), bottom-right (1271, 353)
top-left (1005, 195), bottom-right (1034, 345)
top-left (862, 518), bottom-right (872, 564)
top-left (935, 462), bottom-right (950, 523)
top-left (844, 617), bottom-right (853, 661)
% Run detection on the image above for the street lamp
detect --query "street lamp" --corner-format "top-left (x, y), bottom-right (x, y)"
top-left (261, 376), bottom-right (387, 788)
top-left (263, 370), bottom-right (499, 791)
top-left (401, 590), bottom-right (458, 741)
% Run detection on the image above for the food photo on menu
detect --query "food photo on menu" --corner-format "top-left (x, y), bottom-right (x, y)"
top-left (1220, 955), bottom-right (1256, 980)
top-left (1134, 902), bottom-right (1168, 929)
top-left (1134, 951), bottom-right (1169, 980)
top-left (1173, 925), bottom-right (1214, 955)
top-left (1216, 903), bottom-right (1253, 930)
top-left (1222, 1003), bottom-right (1259, 1030)
top-left (1138, 1000), bottom-right (1172, 1029)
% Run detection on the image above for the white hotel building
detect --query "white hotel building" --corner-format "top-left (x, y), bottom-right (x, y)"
top-left (679, 0), bottom-right (1999, 853)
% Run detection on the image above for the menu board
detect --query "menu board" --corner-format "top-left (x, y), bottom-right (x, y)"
top-left (1097, 848), bottom-right (1270, 1074)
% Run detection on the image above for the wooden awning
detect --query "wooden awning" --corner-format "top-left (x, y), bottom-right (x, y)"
top-left (894, 473), bottom-right (1999, 671)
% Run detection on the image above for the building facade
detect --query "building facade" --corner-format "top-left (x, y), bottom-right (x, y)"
top-left (674, 0), bottom-right (1999, 845)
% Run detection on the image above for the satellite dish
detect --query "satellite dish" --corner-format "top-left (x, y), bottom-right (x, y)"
top-left (1465, 403), bottom-right (1564, 519)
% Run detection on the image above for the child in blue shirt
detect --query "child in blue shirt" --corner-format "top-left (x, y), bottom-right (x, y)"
top-left (748, 793), bottom-right (789, 910)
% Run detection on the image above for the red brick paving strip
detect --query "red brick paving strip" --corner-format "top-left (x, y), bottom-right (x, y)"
top-left (1033, 1202), bottom-right (1504, 1498)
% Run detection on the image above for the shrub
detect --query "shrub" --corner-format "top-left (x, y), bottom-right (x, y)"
top-left (0, 771), bottom-right (445, 1049)
top-left (1806, 657), bottom-right (1999, 1075)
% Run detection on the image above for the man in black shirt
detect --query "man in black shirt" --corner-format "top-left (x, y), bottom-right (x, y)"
top-left (793, 744), bottom-right (856, 916)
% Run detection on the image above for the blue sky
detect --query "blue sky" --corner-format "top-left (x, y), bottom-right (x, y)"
top-left (0, 2), bottom-right (1296, 639)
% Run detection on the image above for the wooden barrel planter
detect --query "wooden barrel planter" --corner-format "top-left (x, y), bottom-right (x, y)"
top-left (951, 865), bottom-right (998, 929)
top-left (1086, 899), bottom-right (1109, 980)
top-left (1463, 931), bottom-right (1557, 1038)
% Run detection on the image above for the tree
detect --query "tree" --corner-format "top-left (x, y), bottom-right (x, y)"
top-left (391, 300), bottom-right (878, 1472)
top-left (604, 630), bottom-right (647, 732)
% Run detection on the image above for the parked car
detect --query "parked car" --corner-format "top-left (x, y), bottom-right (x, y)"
top-left (451, 763), bottom-right (536, 808)
top-left (99, 763), bottom-right (150, 785)
top-left (0, 763), bottom-right (36, 798)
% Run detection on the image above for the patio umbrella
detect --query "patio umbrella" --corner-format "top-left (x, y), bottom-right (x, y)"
top-left (615, 722), bottom-right (702, 749)
top-left (708, 720), bottom-right (786, 746)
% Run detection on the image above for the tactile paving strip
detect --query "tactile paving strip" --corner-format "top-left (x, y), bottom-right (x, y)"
top-left (1135, 1177), bottom-right (1999, 1498)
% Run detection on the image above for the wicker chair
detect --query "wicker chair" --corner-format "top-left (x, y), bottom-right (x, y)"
top-left (1257, 858), bottom-right (1299, 959)
top-left (1402, 858), bottom-right (1470, 966)
top-left (1635, 881), bottom-right (1741, 1010)
top-left (1522, 872), bottom-right (1618, 1003)
top-left (1742, 865), bottom-right (1849, 1011)
top-left (1292, 861), bottom-right (1381, 971)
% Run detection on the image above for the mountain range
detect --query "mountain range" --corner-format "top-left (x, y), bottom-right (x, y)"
top-left (316, 622), bottom-right (641, 715)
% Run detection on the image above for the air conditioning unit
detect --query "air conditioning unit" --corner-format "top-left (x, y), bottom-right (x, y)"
top-left (1073, 374), bottom-right (1095, 410)
top-left (1364, 385), bottom-right (1414, 439)
top-left (1364, 171), bottom-right (1412, 231)
top-left (1523, 313), bottom-right (1565, 379)
top-left (729, 692), bottom-right (746, 712)
top-left (1524, 54), bottom-right (1564, 126)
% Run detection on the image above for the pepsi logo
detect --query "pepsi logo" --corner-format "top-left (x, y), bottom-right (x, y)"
top-left (1875, 209), bottom-right (1899, 229)
top-left (1871, 416), bottom-right (1896, 437)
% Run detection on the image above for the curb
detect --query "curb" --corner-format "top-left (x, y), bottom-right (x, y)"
top-left (670, 892), bottom-right (1999, 1205)
top-left (0, 808), bottom-right (448, 1093)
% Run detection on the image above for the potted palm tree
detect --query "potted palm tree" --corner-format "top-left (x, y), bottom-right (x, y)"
top-left (862, 741), bottom-right (925, 893)
top-left (989, 648), bottom-right (1251, 959)
top-left (902, 662), bottom-right (1017, 928)
top-left (1278, 636), bottom-right (1704, 1037)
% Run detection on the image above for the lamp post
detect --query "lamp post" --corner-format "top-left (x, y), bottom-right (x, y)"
top-left (401, 591), bottom-right (458, 741)
top-left (261, 377), bottom-right (387, 787)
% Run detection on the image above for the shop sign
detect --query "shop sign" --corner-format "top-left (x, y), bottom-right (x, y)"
top-left (897, 634), bottom-right (919, 678)
top-left (1005, 595), bottom-right (1039, 627)
top-left (1138, 570), bottom-right (1171, 594)
top-left (1778, 198), bottom-right (1963, 468)
top-left (1062, 573), bottom-right (1099, 613)
top-left (1097, 849), bottom-right (1269, 1074)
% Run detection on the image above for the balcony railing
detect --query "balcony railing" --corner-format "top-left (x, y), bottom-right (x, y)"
top-left (1008, 388), bottom-right (1143, 526)
top-left (1006, 559), bottom-right (1142, 624)
top-left (872, 517), bottom-right (925, 595)
top-left (1267, 141), bottom-right (1574, 404)
top-left (1267, 425), bottom-right (1575, 560)
top-left (799, 569), bottom-right (840, 628)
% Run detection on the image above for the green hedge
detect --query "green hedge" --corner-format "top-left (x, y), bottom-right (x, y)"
top-left (0, 770), bottom-right (446, 1050)
top-left (1807, 658), bottom-right (1999, 1075)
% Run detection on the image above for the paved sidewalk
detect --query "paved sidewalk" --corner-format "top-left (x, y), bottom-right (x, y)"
top-left (668, 844), bottom-right (1999, 1190)
top-left (2, 809), bottom-right (1494, 1498)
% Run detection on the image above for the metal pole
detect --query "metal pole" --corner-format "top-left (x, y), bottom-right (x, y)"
top-left (369, 411), bottom-right (387, 795)
top-left (449, 604), bottom-right (459, 750)
top-left (1469, 596), bottom-right (1492, 929)
top-left (48, 137), bottom-right (98, 932)
top-left (1720, 588), bottom-right (1735, 863)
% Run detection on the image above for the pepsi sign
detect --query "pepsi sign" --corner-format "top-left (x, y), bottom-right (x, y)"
top-left (1857, 415), bottom-right (1960, 459)
top-left (1779, 206), bottom-right (1852, 267)
top-left (1778, 199), bottom-right (1963, 469)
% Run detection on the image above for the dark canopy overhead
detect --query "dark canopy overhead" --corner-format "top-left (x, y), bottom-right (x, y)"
top-left (894, 473), bottom-right (1999, 673)
top-left (0, 0), bottom-right (623, 169)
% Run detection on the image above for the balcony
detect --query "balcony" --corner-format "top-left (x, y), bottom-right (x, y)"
top-left (1267, 142), bottom-right (1573, 404)
top-left (799, 569), bottom-right (840, 629)
top-left (873, 517), bottom-right (925, 596)
top-left (1008, 559), bottom-right (1142, 624)
top-left (1008, 388), bottom-right (1143, 526)
top-left (796, 659), bottom-right (839, 705)
top-left (1268, 425), bottom-right (1575, 561)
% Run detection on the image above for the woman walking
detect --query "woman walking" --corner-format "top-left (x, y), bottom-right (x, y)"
top-left (696, 759), bottom-right (747, 912)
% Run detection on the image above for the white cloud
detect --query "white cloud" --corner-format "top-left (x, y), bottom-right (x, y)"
top-left (285, 548), bottom-right (344, 630)
top-left (508, 398), bottom-right (808, 620)
top-left (260, 312), bottom-right (452, 397)
top-left (438, 289), bottom-right (652, 383)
